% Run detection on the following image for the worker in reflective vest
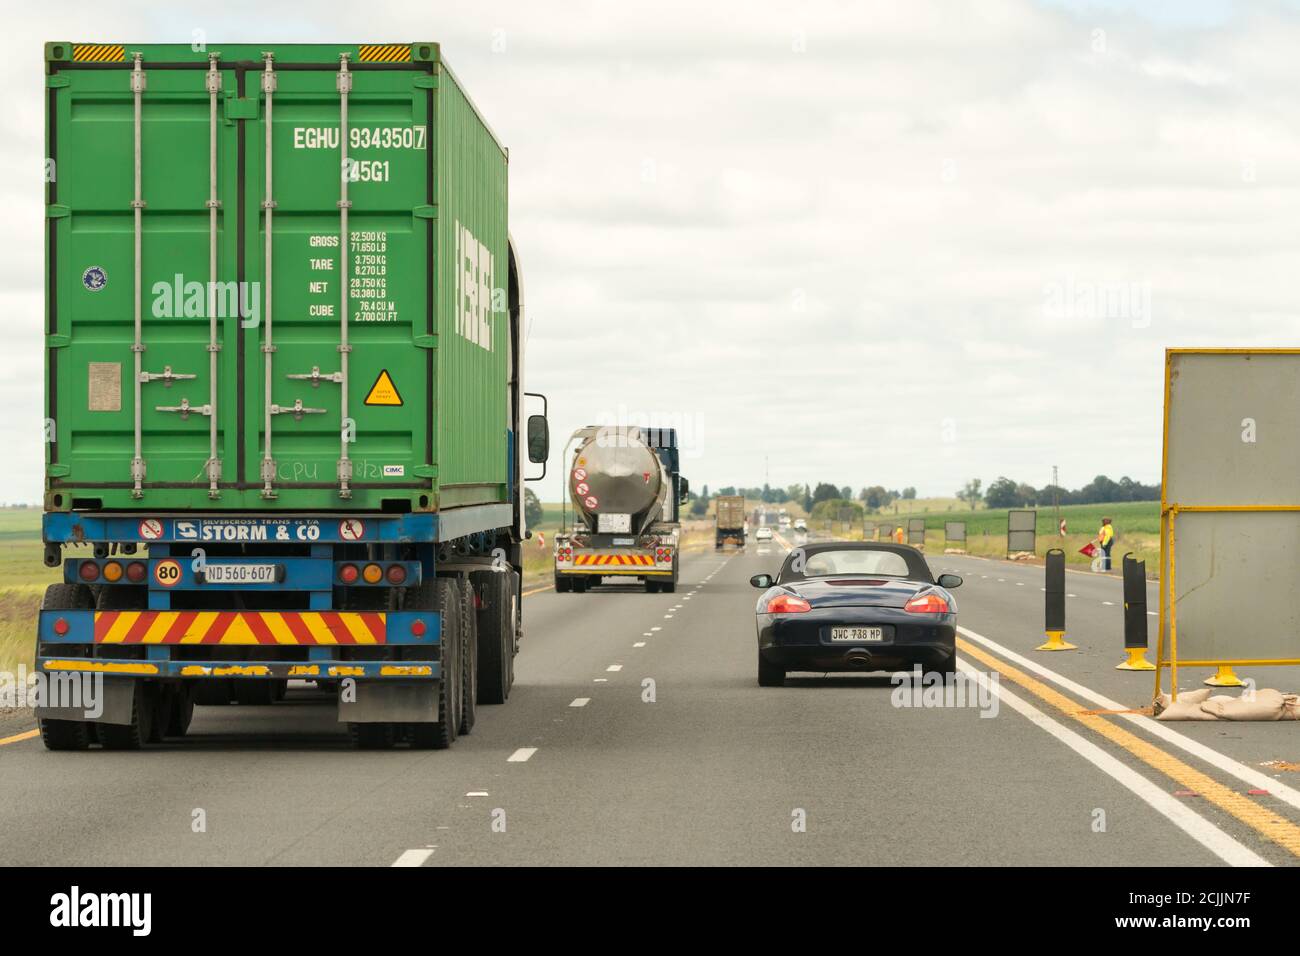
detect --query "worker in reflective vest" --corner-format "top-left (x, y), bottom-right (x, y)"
top-left (894, 526), bottom-right (905, 544)
top-left (1097, 518), bottom-right (1114, 571)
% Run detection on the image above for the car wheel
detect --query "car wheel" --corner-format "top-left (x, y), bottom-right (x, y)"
top-left (757, 652), bottom-right (785, 687)
top-left (935, 649), bottom-right (958, 676)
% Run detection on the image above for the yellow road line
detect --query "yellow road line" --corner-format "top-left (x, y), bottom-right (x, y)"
top-left (521, 584), bottom-right (554, 597)
top-left (958, 637), bottom-right (1300, 858)
top-left (0, 730), bottom-right (39, 747)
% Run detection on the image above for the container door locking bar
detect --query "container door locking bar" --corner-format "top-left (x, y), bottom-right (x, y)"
top-left (129, 53), bottom-right (147, 498)
top-left (260, 53), bottom-right (278, 499)
top-left (336, 54), bottom-right (354, 500)
top-left (204, 53), bottom-right (223, 498)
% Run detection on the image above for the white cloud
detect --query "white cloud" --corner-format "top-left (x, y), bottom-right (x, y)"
top-left (4, 0), bottom-right (1299, 505)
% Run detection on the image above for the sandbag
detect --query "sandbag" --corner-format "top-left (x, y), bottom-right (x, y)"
top-left (1202, 688), bottom-right (1286, 721)
top-left (1154, 687), bottom-right (1211, 716)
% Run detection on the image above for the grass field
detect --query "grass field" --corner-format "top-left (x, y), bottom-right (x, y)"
top-left (813, 500), bottom-right (1160, 571)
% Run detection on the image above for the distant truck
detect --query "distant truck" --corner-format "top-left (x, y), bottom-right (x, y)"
top-left (714, 495), bottom-right (747, 550)
top-left (36, 41), bottom-right (547, 752)
top-left (554, 426), bottom-right (688, 593)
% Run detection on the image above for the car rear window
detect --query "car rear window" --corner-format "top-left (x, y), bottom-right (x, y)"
top-left (780, 546), bottom-right (931, 582)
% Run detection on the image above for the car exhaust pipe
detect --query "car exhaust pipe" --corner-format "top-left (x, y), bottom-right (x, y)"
top-left (844, 651), bottom-right (872, 669)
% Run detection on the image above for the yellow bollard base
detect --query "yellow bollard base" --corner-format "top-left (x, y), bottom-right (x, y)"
top-left (1036, 631), bottom-right (1076, 652)
top-left (1203, 665), bottom-right (1245, 687)
top-left (1115, 647), bottom-right (1156, 671)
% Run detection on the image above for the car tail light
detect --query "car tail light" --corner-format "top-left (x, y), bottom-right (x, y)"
top-left (766, 594), bottom-right (811, 614)
top-left (126, 561), bottom-right (147, 583)
top-left (904, 593), bottom-right (950, 614)
top-left (102, 561), bottom-right (123, 582)
top-left (362, 563), bottom-right (383, 584)
top-left (339, 564), bottom-right (359, 584)
top-left (78, 561), bottom-right (100, 582)
top-left (53, 617), bottom-right (70, 636)
top-left (386, 564), bottom-right (407, 585)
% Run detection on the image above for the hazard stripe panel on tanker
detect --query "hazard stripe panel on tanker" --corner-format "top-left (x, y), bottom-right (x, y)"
top-left (94, 611), bottom-right (386, 645)
top-left (71, 44), bottom-right (125, 62)
top-left (573, 554), bottom-right (654, 566)
top-left (357, 44), bottom-right (411, 62)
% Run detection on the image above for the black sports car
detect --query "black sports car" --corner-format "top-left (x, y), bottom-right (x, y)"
top-left (750, 542), bottom-right (962, 687)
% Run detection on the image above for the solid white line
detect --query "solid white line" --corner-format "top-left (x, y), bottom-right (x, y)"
top-left (606, 664), bottom-right (623, 672)
top-left (569, 698), bottom-right (590, 707)
top-left (392, 849), bottom-right (435, 867)
top-left (507, 747), bottom-right (537, 762)
top-left (956, 661), bottom-right (1268, 867)
top-left (958, 625), bottom-right (1300, 813)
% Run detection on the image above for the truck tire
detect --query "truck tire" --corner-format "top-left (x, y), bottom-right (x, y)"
top-left (457, 577), bottom-right (478, 735)
top-left (645, 579), bottom-right (658, 594)
top-left (351, 722), bottom-right (396, 749)
top-left (554, 575), bottom-right (570, 593)
top-left (99, 682), bottom-right (154, 750)
top-left (472, 569), bottom-right (517, 705)
top-left (163, 685), bottom-right (195, 738)
top-left (408, 578), bottom-right (460, 750)
top-left (194, 679), bottom-right (234, 706)
top-left (37, 583), bottom-right (95, 751)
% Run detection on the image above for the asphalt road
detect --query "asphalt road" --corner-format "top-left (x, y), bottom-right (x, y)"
top-left (0, 535), bottom-right (1298, 866)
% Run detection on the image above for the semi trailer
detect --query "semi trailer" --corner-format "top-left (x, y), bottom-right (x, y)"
top-left (36, 41), bottom-right (548, 750)
top-left (553, 425), bottom-right (688, 593)
top-left (714, 495), bottom-right (746, 550)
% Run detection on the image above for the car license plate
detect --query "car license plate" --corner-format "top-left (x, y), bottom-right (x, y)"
top-left (830, 626), bottom-right (884, 642)
top-left (203, 563), bottom-right (278, 584)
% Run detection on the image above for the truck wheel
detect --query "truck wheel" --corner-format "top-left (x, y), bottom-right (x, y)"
top-left (37, 583), bottom-right (95, 751)
top-left (231, 679), bottom-right (277, 706)
top-left (164, 685), bottom-right (195, 738)
top-left (99, 682), bottom-right (154, 750)
top-left (408, 578), bottom-right (460, 750)
top-left (458, 578), bottom-right (478, 735)
top-left (554, 575), bottom-right (570, 593)
top-left (350, 721), bottom-right (396, 749)
top-left (472, 570), bottom-right (517, 705)
top-left (645, 580), bottom-right (658, 593)
top-left (194, 679), bottom-right (234, 706)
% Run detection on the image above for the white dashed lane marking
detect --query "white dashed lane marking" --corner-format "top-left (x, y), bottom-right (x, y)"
top-left (606, 664), bottom-right (623, 672)
top-left (507, 748), bottom-right (538, 763)
top-left (570, 698), bottom-right (590, 708)
top-left (392, 849), bottom-right (434, 867)
top-left (633, 641), bottom-right (646, 647)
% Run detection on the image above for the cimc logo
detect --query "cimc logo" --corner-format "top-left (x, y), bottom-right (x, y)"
top-left (454, 219), bottom-right (504, 352)
top-left (49, 887), bottom-right (151, 936)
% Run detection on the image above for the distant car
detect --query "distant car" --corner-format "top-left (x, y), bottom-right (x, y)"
top-left (749, 542), bottom-right (961, 687)
top-left (755, 526), bottom-right (774, 541)
top-left (793, 519), bottom-right (807, 531)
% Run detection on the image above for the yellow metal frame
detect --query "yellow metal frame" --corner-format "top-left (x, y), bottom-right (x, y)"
top-left (1156, 348), bottom-right (1300, 701)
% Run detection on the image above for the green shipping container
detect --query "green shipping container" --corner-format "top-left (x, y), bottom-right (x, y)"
top-left (44, 42), bottom-right (515, 515)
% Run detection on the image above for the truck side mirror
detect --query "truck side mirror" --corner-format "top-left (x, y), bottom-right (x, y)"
top-left (678, 477), bottom-right (690, 505)
top-left (526, 414), bottom-right (549, 464)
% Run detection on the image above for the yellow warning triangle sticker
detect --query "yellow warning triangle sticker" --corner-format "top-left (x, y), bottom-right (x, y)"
top-left (364, 369), bottom-right (403, 406)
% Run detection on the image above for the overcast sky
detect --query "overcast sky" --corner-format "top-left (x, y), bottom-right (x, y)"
top-left (5, 0), bottom-right (1298, 504)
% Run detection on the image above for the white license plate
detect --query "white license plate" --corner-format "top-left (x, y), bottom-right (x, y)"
top-left (204, 563), bottom-right (278, 584)
top-left (830, 626), bottom-right (884, 642)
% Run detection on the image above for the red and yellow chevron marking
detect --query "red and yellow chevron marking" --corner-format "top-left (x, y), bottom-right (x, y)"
top-left (573, 553), bottom-right (654, 566)
top-left (93, 610), bottom-right (386, 645)
top-left (72, 44), bottom-right (125, 62)
top-left (357, 44), bottom-right (411, 63)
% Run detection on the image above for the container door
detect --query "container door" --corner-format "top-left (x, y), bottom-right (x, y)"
top-left (245, 56), bottom-right (433, 507)
top-left (48, 55), bottom-right (240, 507)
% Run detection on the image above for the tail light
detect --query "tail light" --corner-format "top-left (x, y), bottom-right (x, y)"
top-left (362, 563), bottom-right (383, 584)
top-left (766, 594), bottom-right (811, 614)
top-left (53, 617), bottom-right (70, 636)
top-left (386, 564), bottom-right (407, 585)
top-left (410, 618), bottom-right (427, 637)
top-left (78, 561), bottom-right (100, 582)
top-left (904, 592), bottom-right (950, 614)
top-left (126, 561), bottom-right (147, 583)
top-left (339, 564), bottom-right (360, 584)
top-left (102, 561), bottom-right (123, 582)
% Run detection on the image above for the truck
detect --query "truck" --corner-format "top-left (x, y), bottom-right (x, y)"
top-left (553, 425), bottom-right (688, 594)
top-left (36, 41), bottom-right (549, 750)
top-left (714, 495), bottom-right (746, 550)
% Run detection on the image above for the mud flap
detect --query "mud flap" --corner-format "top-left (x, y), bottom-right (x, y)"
top-left (337, 680), bottom-right (440, 724)
top-left (35, 675), bottom-right (137, 725)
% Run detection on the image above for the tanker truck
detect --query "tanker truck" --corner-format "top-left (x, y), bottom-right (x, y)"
top-left (35, 41), bottom-right (548, 751)
top-left (553, 426), bottom-right (688, 593)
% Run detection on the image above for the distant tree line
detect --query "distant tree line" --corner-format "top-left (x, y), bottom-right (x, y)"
top-left (975, 475), bottom-right (1159, 509)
